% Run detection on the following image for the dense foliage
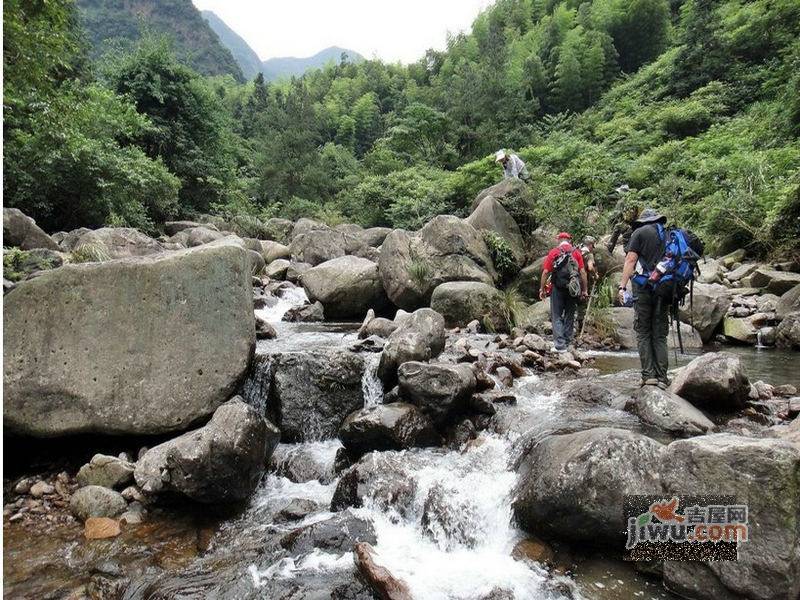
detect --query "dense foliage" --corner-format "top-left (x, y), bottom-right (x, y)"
top-left (4, 0), bottom-right (799, 256)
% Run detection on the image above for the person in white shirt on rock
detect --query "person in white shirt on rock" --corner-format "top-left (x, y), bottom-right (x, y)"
top-left (495, 150), bottom-right (530, 181)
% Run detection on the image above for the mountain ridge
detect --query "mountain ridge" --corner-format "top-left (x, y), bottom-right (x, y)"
top-left (76, 0), bottom-right (244, 81)
top-left (261, 46), bottom-right (364, 81)
top-left (201, 10), bottom-right (263, 80)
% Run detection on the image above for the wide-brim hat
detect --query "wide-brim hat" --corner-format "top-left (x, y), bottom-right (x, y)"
top-left (635, 208), bottom-right (666, 225)
top-left (495, 150), bottom-right (507, 163)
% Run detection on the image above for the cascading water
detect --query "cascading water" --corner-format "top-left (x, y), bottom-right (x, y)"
top-left (241, 354), bottom-right (273, 415)
top-left (755, 328), bottom-right (768, 349)
top-left (256, 287), bottom-right (309, 323)
top-left (242, 377), bottom-right (588, 600)
top-left (360, 352), bottom-right (384, 408)
top-left (363, 435), bottom-right (568, 600)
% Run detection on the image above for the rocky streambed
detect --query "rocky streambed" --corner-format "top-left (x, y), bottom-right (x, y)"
top-left (4, 286), bottom-right (799, 600)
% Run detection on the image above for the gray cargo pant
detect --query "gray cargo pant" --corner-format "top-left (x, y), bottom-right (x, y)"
top-left (550, 286), bottom-right (577, 350)
top-left (632, 283), bottom-right (669, 383)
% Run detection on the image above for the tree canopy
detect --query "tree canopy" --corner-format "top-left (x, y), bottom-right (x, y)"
top-left (4, 0), bottom-right (799, 254)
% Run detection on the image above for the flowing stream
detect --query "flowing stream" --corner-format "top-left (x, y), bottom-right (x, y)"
top-left (8, 303), bottom-right (764, 598)
top-left (223, 323), bottom-right (676, 600)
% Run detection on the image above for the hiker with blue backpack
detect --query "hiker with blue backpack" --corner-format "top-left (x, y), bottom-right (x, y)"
top-left (617, 209), bottom-right (704, 388)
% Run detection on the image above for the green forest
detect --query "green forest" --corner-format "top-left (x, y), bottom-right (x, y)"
top-left (4, 0), bottom-right (799, 257)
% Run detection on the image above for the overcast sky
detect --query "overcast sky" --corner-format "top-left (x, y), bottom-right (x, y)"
top-left (192, 0), bottom-right (493, 63)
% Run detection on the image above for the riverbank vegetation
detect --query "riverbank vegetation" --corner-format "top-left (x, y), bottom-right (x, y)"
top-left (4, 0), bottom-right (799, 256)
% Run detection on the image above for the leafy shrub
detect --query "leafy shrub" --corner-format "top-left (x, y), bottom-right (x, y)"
top-left (3, 248), bottom-right (32, 282)
top-left (341, 166), bottom-right (457, 229)
top-left (407, 247), bottom-right (432, 289)
top-left (226, 214), bottom-right (272, 239)
top-left (497, 285), bottom-right (525, 333)
top-left (70, 243), bottom-right (111, 264)
top-left (483, 231), bottom-right (518, 283)
top-left (4, 83), bottom-right (180, 233)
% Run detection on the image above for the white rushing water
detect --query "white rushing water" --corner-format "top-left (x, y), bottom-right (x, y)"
top-left (364, 434), bottom-right (568, 600)
top-left (247, 402), bottom-right (580, 599)
top-left (255, 287), bottom-right (309, 323)
top-left (361, 352), bottom-right (384, 408)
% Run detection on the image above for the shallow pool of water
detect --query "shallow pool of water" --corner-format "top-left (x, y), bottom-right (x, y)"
top-left (589, 346), bottom-right (800, 387)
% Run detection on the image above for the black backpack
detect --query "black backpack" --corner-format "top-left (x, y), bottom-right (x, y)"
top-left (553, 247), bottom-right (581, 298)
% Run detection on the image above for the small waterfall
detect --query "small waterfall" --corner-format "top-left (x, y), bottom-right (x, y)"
top-left (256, 287), bottom-right (309, 323)
top-left (755, 328), bottom-right (768, 349)
top-left (241, 354), bottom-right (273, 415)
top-left (361, 353), bottom-right (384, 408)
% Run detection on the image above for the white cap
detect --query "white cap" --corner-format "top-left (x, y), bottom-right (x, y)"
top-left (495, 150), bottom-right (507, 162)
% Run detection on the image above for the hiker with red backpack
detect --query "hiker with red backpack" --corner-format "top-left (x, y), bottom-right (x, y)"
top-left (617, 208), bottom-right (704, 388)
top-left (539, 233), bottom-right (588, 353)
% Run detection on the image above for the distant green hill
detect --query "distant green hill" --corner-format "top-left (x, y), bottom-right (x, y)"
top-left (201, 10), bottom-right (263, 81)
top-left (76, 0), bottom-right (244, 81)
top-left (261, 46), bottom-right (364, 81)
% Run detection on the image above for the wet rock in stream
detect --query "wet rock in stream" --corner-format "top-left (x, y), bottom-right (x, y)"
top-left (513, 427), bottom-right (666, 545)
top-left (339, 403), bottom-right (441, 458)
top-left (135, 397), bottom-right (279, 503)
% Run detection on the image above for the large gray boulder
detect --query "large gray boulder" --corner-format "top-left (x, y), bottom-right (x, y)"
top-left (280, 511), bottom-right (377, 554)
top-left (301, 256), bottom-right (388, 319)
top-left (513, 428), bottom-right (665, 545)
top-left (727, 262), bottom-right (760, 282)
top-left (466, 196), bottom-right (525, 266)
top-left (775, 312), bottom-right (800, 349)
top-left (185, 226), bottom-right (225, 247)
top-left (377, 308), bottom-right (446, 385)
top-left (661, 435), bottom-right (800, 600)
top-left (289, 228), bottom-right (346, 266)
top-left (378, 217), bottom-right (497, 310)
top-left (3, 208), bottom-right (59, 251)
top-left (359, 227), bottom-right (392, 248)
top-left (264, 258), bottom-right (290, 280)
top-left (265, 218), bottom-right (294, 244)
top-left (291, 218), bottom-right (327, 239)
top-left (4, 243), bottom-right (255, 437)
top-left (260, 241), bottom-right (291, 264)
top-left (135, 398), bottom-right (278, 503)
top-left (722, 314), bottom-right (761, 344)
top-left (512, 260), bottom-right (545, 302)
top-left (268, 350), bottom-right (366, 441)
top-left (56, 227), bottom-right (91, 252)
top-left (627, 386), bottom-right (714, 437)
top-left (358, 310), bottom-right (399, 339)
top-left (777, 284), bottom-right (800, 319)
top-left (697, 258), bottom-right (725, 284)
top-left (397, 362), bottom-right (476, 426)
top-left (430, 281), bottom-right (507, 332)
top-left (71, 227), bottom-right (164, 258)
top-left (670, 352), bottom-right (750, 412)
top-left (164, 220), bottom-right (214, 236)
top-left (678, 283), bottom-right (732, 343)
top-left (749, 268), bottom-right (800, 296)
top-left (470, 178), bottom-right (531, 213)
top-left (339, 403), bottom-right (440, 457)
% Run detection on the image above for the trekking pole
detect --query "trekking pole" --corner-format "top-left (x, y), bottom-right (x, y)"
top-left (578, 281), bottom-right (597, 342)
